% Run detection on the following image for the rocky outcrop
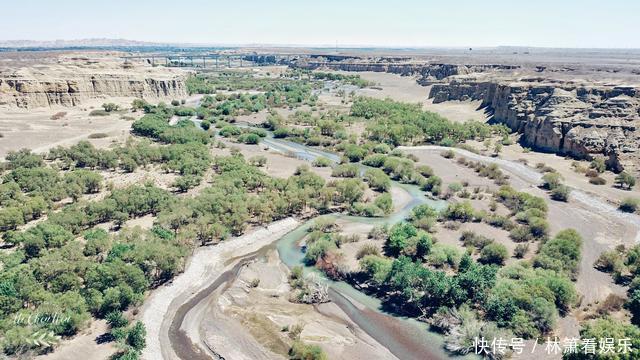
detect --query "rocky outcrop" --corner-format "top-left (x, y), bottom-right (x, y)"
top-left (292, 58), bottom-right (518, 84)
top-left (430, 77), bottom-right (640, 173)
top-left (295, 54), bottom-right (640, 174)
top-left (0, 73), bottom-right (187, 108)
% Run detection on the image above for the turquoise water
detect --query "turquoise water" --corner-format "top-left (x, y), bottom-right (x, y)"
top-left (261, 134), bottom-right (466, 359)
top-left (205, 118), bottom-right (467, 359)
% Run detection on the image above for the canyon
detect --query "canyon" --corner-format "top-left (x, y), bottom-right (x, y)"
top-left (293, 54), bottom-right (640, 175)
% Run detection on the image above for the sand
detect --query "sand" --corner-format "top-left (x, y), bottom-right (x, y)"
top-left (140, 217), bottom-right (301, 360)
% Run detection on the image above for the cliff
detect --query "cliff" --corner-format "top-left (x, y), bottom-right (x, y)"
top-left (0, 73), bottom-right (187, 109)
top-left (430, 77), bottom-right (640, 173)
top-left (0, 54), bottom-right (189, 109)
top-left (294, 55), bottom-right (640, 174)
top-left (292, 59), bottom-right (518, 83)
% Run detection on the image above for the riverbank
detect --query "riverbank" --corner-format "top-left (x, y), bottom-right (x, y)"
top-left (140, 217), bottom-right (301, 360)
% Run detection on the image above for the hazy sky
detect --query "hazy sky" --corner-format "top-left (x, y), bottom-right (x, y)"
top-left (3, 0), bottom-right (640, 48)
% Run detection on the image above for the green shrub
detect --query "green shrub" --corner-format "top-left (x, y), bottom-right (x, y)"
top-left (541, 172), bottom-right (563, 190)
top-left (312, 157), bottom-right (332, 167)
top-left (289, 340), bottom-right (328, 360)
top-left (551, 185), bottom-right (571, 202)
top-left (620, 198), bottom-right (640, 213)
top-left (479, 243), bottom-right (508, 265)
top-left (331, 163), bottom-right (359, 178)
top-left (615, 172), bottom-right (636, 190)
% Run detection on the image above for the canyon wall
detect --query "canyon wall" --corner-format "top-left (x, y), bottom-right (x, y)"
top-left (430, 77), bottom-right (640, 173)
top-left (292, 59), bottom-right (518, 83)
top-left (0, 74), bottom-right (187, 109)
top-left (296, 56), bottom-right (640, 174)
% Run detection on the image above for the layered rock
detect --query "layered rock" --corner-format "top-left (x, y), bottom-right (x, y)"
top-left (431, 77), bottom-right (640, 173)
top-left (0, 73), bottom-right (187, 108)
top-left (294, 54), bottom-right (640, 174)
top-left (292, 58), bottom-right (517, 83)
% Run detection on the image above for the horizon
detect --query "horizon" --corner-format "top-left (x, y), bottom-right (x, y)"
top-left (3, 38), bottom-right (640, 51)
top-left (3, 0), bottom-right (640, 49)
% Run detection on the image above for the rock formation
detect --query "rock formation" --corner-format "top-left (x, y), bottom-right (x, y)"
top-left (430, 76), bottom-right (640, 173)
top-left (294, 55), bottom-right (640, 175)
top-left (0, 55), bottom-right (188, 109)
top-left (0, 75), bottom-right (187, 108)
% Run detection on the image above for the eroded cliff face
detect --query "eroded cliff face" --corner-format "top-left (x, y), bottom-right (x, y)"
top-left (295, 55), bottom-right (640, 174)
top-left (0, 54), bottom-right (189, 109)
top-left (430, 78), bottom-right (640, 173)
top-left (0, 74), bottom-right (187, 109)
top-left (292, 58), bottom-right (517, 83)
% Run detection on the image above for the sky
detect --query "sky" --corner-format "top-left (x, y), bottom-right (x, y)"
top-left (3, 0), bottom-right (640, 48)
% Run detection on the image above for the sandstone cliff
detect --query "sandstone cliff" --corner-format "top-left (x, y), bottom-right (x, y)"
top-left (430, 77), bottom-right (640, 173)
top-left (0, 74), bottom-right (187, 109)
top-left (294, 55), bottom-right (640, 174)
top-left (292, 58), bottom-right (517, 83)
top-left (0, 55), bottom-right (188, 109)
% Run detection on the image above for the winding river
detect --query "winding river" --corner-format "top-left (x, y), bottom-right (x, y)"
top-left (168, 119), bottom-right (470, 359)
top-left (172, 114), bottom-right (640, 359)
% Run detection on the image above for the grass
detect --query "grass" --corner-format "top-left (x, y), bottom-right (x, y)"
top-left (89, 109), bottom-right (110, 117)
top-left (88, 133), bottom-right (109, 139)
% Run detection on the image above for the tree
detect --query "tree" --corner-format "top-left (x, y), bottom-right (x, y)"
top-left (0, 207), bottom-right (25, 231)
top-left (126, 321), bottom-right (146, 351)
top-left (534, 229), bottom-right (582, 279)
top-left (386, 222), bottom-right (418, 256)
top-left (564, 317), bottom-right (640, 360)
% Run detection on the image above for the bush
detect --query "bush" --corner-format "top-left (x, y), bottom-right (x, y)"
top-left (589, 176), bottom-right (606, 185)
top-left (343, 144), bottom-right (368, 162)
top-left (541, 173), bottom-right (563, 190)
top-left (590, 158), bottom-right (606, 173)
top-left (479, 243), bottom-right (508, 265)
top-left (312, 157), bottom-right (332, 167)
top-left (331, 163), bottom-right (359, 178)
top-left (550, 185), bottom-right (571, 202)
top-left (534, 229), bottom-right (582, 278)
top-left (248, 155), bottom-right (267, 167)
top-left (441, 150), bottom-right (455, 159)
top-left (620, 198), bottom-right (640, 213)
top-left (51, 111), bottom-right (67, 120)
top-left (373, 193), bottom-right (393, 214)
top-left (89, 109), bottom-right (110, 116)
top-left (364, 168), bottom-right (391, 192)
top-left (514, 243), bottom-right (529, 258)
top-left (289, 340), bottom-right (328, 360)
top-left (106, 311), bottom-right (129, 329)
top-left (460, 231), bottom-right (493, 250)
top-left (102, 103), bottom-right (119, 112)
top-left (585, 169), bottom-right (599, 178)
top-left (356, 243), bottom-right (380, 259)
top-left (88, 133), bottom-right (108, 139)
top-left (443, 201), bottom-right (476, 222)
top-left (238, 133), bottom-right (261, 144)
top-left (615, 172), bottom-right (636, 190)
